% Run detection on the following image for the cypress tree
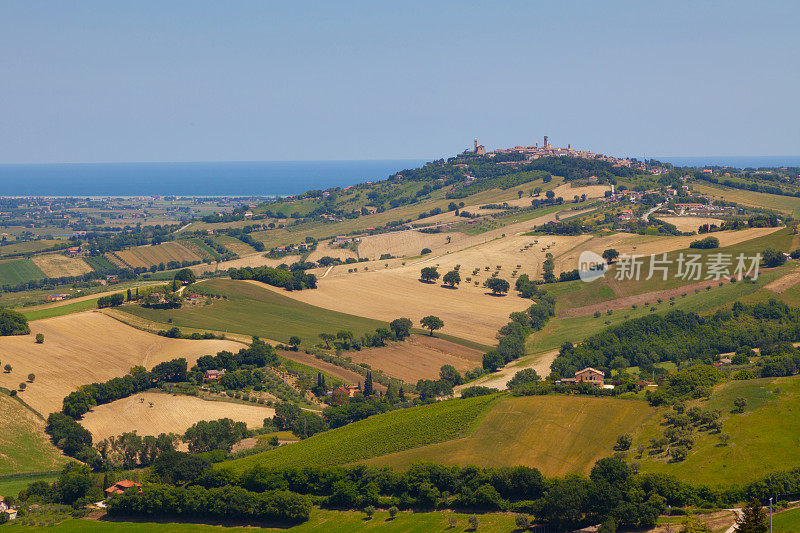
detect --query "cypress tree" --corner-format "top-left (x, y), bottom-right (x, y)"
top-left (364, 372), bottom-right (374, 396)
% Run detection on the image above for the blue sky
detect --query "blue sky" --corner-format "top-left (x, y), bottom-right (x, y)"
top-left (1, 1), bottom-right (798, 163)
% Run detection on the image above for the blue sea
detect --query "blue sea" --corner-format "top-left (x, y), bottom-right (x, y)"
top-left (0, 160), bottom-right (428, 197)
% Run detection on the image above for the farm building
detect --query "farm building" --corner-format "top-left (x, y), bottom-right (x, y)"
top-left (105, 480), bottom-right (142, 497)
top-left (45, 294), bottom-right (69, 302)
top-left (203, 369), bottom-right (226, 381)
top-left (559, 367), bottom-right (605, 387)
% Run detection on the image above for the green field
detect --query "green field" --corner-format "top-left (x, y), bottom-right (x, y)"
top-left (774, 506), bottom-right (800, 532)
top-left (221, 394), bottom-right (498, 472)
top-left (117, 278), bottom-right (388, 345)
top-left (635, 375), bottom-right (800, 485)
top-left (0, 472), bottom-right (59, 499)
top-left (20, 298), bottom-right (102, 322)
top-left (0, 240), bottom-right (64, 258)
top-left (551, 226), bottom-right (795, 311)
top-left (0, 394), bottom-right (68, 481)
top-left (528, 267), bottom-right (780, 355)
top-left (82, 255), bottom-right (118, 272)
top-left (2, 509), bottom-right (520, 533)
top-left (187, 238), bottom-right (222, 260)
top-left (0, 258), bottom-right (45, 285)
top-left (694, 181), bottom-right (800, 216)
top-left (363, 395), bottom-right (655, 476)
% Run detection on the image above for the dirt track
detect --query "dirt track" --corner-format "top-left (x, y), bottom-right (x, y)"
top-left (456, 349), bottom-right (559, 391)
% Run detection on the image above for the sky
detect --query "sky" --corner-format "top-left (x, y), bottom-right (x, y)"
top-left (1, 1), bottom-right (798, 164)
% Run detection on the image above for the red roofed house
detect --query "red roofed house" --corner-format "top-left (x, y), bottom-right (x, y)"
top-left (105, 480), bottom-right (142, 497)
top-left (203, 369), bottom-right (226, 381)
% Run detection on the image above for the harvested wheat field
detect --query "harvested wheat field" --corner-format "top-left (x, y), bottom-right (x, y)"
top-left (80, 392), bottom-right (275, 441)
top-left (31, 253), bottom-right (94, 278)
top-left (114, 241), bottom-right (201, 269)
top-left (764, 268), bottom-right (800, 293)
top-left (656, 216), bottom-right (725, 233)
top-left (345, 334), bottom-right (484, 382)
top-left (0, 312), bottom-right (242, 415)
top-left (357, 229), bottom-right (468, 259)
top-left (259, 267), bottom-right (529, 345)
top-left (307, 242), bottom-right (359, 263)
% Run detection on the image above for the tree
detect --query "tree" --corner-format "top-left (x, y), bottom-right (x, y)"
top-left (442, 269), bottom-right (461, 287)
top-left (734, 499), bottom-right (768, 533)
top-left (28, 373), bottom-right (35, 382)
top-left (546, 190), bottom-right (555, 200)
top-left (762, 248), bottom-right (787, 268)
top-left (733, 397), bottom-right (747, 413)
top-left (35, 333), bottom-right (45, 344)
top-left (485, 277), bottom-right (510, 295)
top-left (389, 318), bottom-right (413, 340)
top-left (288, 336), bottom-right (301, 351)
top-left (0, 308), bottom-right (30, 336)
top-left (182, 418), bottom-right (247, 453)
top-left (420, 266), bottom-right (440, 283)
top-left (19, 382), bottom-right (26, 391)
top-left (363, 505), bottom-right (376, 519)
top-left (602, 249), bottom-right (620, 263)
top-left (439, 364), bottom-right (462, 386)
top-left (363, 372), bottom-right (374, 396)
top-left (615, 433), bottom-right (633, 450)
top-left (319, 332), bottom-right (335, 348)
top-left (388, 506), bottom-right (399, 519)
top-left (174, 268), bottom-right (196, 284)
top-left (506, 368), bottom-right (540, 389)
top-left (421, 248), bottom-right (432, 254)
top-left (420, 315), bottom-right (444, 336)
top-left (3, 364), bottom-right (11, 373)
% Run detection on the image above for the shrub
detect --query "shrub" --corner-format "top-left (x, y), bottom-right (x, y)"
top-left (35, 333), bottom-right (45, 344)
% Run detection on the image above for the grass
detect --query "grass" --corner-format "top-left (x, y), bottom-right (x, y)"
top-left (694, 181), bottom-right (800, 216)
top-left (363, 395), bottom-right (655, 476)
top-left (634, 375), bottom-right (800, 485)
top-left (186, 238), bottom-right (222, 260)
top-left (2, 509), bottom-right (520, 532)
top-left (220, 394), bottom-right (498, 472)
top-left (774, 506), bottom-right (800, 532)
top-left (0, 258), bottom-right (45, 285)
top-left (212, 235), bottom-right (256, 256)
top-left (20, 297), bottom-right (101, 321)
top-left (527, 270), bottom-right (775, 354)
top-left (83, 255), bottom-right (119, 272)
top-left (551, 226), bottom-right (795, 311)
top-left (0, 472), bottom-right (59, 498)
top-left (117, 278), bottom-right (389, 346)
top-left (0, 393), bottom-right (68, 479)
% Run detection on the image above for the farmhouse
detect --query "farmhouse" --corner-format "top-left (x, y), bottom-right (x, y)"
top-left (105, 480), bottom-right (142, 497)
top-left (203, 369), bottom-right (226, 381)
top-left (559, 367), bottom-right (605, 387)
top-left (45, 294), bottom-right (69, 302)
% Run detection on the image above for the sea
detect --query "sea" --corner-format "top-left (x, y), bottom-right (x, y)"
top-left (0, 156), bottom-right (798, 198)
top-left (0, 160), bottom-right (428, 197)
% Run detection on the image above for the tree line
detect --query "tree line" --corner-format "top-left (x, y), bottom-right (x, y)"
top-left (228, 265), bottom-right (316, 291)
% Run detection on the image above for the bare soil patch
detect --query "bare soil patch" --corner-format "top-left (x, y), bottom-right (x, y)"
top-left (0, 312), bottom-right (242, 415)
top-left (80, 392), bottom-right (274, 441)
top-left (345, 334), bottom-right (484, 382)
top-left (32, 254), bottom-right (94, 278)
top-left (764, 268), bottom-right (800, 293)
top-left (656, 216), bottom-right (725, 233)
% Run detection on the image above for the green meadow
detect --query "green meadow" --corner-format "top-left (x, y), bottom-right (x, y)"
top-left (118, 278), bottom-right (389, 346)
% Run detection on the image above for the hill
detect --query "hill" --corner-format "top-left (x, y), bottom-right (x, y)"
top-left (634, 374), bottom-right (800, 485)
top-left (363, 395), bottom-right (654, 476)
top-left (0, 393), bottom-right (67, 477)
top-left (221, 394), bottom-right (498, 472)
top-left (117, 278), bottom-right (389, 346)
